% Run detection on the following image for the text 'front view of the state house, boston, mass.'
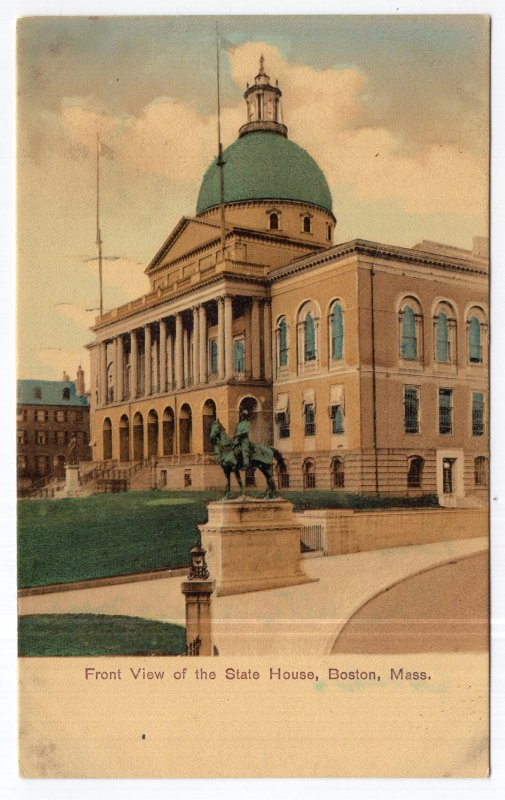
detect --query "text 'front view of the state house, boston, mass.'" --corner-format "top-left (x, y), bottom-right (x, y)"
top-left (88, 58), bottom-right (488, 506)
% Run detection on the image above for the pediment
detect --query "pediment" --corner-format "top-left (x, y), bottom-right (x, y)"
top-left (145, 217), bottom-right (223, 274)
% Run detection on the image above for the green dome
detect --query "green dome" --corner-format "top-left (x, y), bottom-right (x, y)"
top-left (196, 132), bottom-right (333, 215)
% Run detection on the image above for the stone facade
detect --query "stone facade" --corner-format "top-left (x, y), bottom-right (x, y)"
top-left (88, 61), bottom-right (488, 506)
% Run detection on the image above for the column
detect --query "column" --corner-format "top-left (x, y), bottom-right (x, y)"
top-left (217, 297), bottom-right (225, 380)
top-left (117, 336), bottom-right (124, 401)
top-left (167, 328), bottom-right (174, 390)
top-left (99, 341), bottom-right (107, 405)
top-left (130, 330), bottom-right (138, 399)
top-left (144, 324), bottom-right (152, 395)
top-left (199, 303), bottom-right (207, 385)
top-left (251, 299), bottom-right (261, 379)
top-left (263, 299), bottom-right (273, 380)
top-left (159, 320), bottom-right (167, 393)
top-left (192, 306), bottom-right (200, 387)
top-left (224, 295), bottom-right (233, 379)
top-left (245, 305), bottom-right (252, 376)
top-left (111, 338), bottom-right (118, 403)
top-left (152, 336), bottom-right (159, 392)
top-left (175, 313), bottom-right (183, 389)
top-left (183, 326), bottom-right (190, 386)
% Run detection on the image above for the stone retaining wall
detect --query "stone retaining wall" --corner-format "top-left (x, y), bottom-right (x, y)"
top-left (297, 507), bottom-right (487, 556)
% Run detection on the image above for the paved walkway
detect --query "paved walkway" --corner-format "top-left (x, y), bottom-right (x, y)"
top-left (18, 536), bottom-right (487, 655)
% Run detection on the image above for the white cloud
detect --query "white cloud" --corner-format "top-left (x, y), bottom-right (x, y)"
top-left (58, 41), bottom-right (487, 234)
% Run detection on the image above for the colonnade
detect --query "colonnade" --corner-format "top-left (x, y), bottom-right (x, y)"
top-left (96, 295), bottom-right (272, 407)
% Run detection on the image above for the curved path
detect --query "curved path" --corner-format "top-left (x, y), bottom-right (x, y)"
top-left (332, 552), bottom-right (488, 654)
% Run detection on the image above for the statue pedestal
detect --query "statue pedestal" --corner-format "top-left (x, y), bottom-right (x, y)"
top-left (199, 498), bottom-right (314, 596)
top-left (61, 464), bottom-right (80, 497)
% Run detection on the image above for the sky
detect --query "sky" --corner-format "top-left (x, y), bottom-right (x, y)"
top-left (16, 14), bottom-right (490, 384)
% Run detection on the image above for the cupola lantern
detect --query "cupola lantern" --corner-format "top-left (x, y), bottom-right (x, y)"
top-left (239, 56), bottom-right (288, 139)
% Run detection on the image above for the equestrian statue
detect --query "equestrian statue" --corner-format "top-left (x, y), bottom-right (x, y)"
top-left (209, 410), bottom-right (286, 499)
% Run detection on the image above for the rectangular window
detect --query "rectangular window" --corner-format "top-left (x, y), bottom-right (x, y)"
top-left (233, 338), bottom-right (245, 373)
top-left (75, 410), bottom-right (84, 423)
top-left (331, 405), bottom-right (344, 434)
top-left (439, 389), bottom-right (453, 435)
top-left (35, 409), bottom-right (48, 422)
top-left (55, 410), bottom-right (68, 422)
top-left (404, 386), bottom-right (419, 433)
top-left (277, 412), bottom-right (290, 439)
top-left (17, 430), bottom-right (27, 445)
top-left (17, 409), bottom-right (27, 422)
top-left (472, 392), bottom-right (484, 436)
top-left (209, 340), bottom-right (218, 375)
top-left (304, 404), bottom-right (316, 437)
top-left (36, 430), bottom-right (47, 445)
top-left (279, 471), bottom-right (290, 489)
top-left (56, 430), bottom-right (68, 445)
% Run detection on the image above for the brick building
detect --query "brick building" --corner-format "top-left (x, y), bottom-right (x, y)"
top-left (17, 368), bottom-right (91, 494)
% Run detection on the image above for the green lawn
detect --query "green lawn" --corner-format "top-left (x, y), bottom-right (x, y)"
top-left (18, 489), bottom-right (438, 589)
top-left (19, 614), bottom-right (186, 656)
top-left (18, 491), bottom-right (220, 589)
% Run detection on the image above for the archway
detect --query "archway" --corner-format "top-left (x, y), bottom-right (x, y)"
top-left (163, 407), bottom-right (175, 455)
top-left (133, 412), bottom-right (144, 462)
top-left (147, 410), bottom-right (159, 457)
top-left (239, 395), bottom-right (261, 440)
top-left (179, 404), bottom-right (192, 454)
top-left (202, 399), bottom-right (217, 453)
top-left (103, 417), bottom-right (112, 460)
top-left (119, 414), bottom-right (130, 463)
top-left (54, 454), bottom-right (66, 480)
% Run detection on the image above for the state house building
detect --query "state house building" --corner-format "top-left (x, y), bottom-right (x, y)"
top-left (89, 59), bottom-right (489, 506)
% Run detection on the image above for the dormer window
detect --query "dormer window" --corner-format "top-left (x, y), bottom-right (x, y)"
top-left (62, 387), bottom-right (70, 400)
top-left (33, 386), bottom-right (42, 399)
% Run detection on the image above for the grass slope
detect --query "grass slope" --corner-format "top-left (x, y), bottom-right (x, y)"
top-left (18, 491), bottom-right (220, 588)
top-left (19, 613), bottom-right (186, 656)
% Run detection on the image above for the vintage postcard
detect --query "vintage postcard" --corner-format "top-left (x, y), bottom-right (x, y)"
top-left (16, 14), bottom-right (490, 778)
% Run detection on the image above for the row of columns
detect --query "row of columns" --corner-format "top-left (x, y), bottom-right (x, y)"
top-left (97, 296), bottom-right (272, 407)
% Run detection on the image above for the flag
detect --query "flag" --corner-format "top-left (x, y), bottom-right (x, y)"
top-left (219, 34), bottom-right (237, 53)
top-left (99, 140), bottom-right (114, 160)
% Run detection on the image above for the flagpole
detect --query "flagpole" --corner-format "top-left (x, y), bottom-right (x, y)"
top-left (215, 22), bottom-right (226, 262)
top-left (96, 134), bottom-right (104, 316)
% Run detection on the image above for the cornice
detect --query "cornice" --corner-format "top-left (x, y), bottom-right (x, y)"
top-left (269, 238), bottom-right (489, 283)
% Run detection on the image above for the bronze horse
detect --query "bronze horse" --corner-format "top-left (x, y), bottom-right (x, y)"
top-left (210, 419), bottom-right (286, 499)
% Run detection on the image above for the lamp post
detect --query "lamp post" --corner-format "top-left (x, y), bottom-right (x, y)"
top-left (181, 545), bottom-right (215, 656)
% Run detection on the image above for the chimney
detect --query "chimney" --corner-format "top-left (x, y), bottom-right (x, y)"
top-left (62, 370), bottom-right (70, 381)
top-left (75, 365), bottom-right (85, 397)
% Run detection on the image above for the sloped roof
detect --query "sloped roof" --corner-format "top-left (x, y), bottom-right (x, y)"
top-left (17, 380), bottom-right (88, 407)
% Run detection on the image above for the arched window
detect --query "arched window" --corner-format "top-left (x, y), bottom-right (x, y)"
top-left (407, 456), bottom-right (424, 489)
top-left (303, 459), bottom-right (316, 489)
top-left (162, 407), bottom-right (175, 456)
top-left (332, 457), bottom-right (344, 489)
top-left (147, 410), bottom-right (158, 458)
top-left (303, 215), bottom-right (311, 233)
top-left (434, 302), bottom-right (456, 364)
top-left (269, 212), bottom-right (279, 230)
top-left (330, 302), bottom-right (344, 361)
top-left (33, 386), bottom-right (42, 399)
top-left (474, 456), bottom-right (489, 486)
top-left (62, 387), bottom-right (70, 400)
top-left (278, 318), bottom-right (288, 368)
top-left (436, 312), bottom-right (449, 361)
top-left (304, 313), bottom-right (316, 362)
top-left (326, 223), bottom-right (332, 242)
top-left (468, 316), bottom-right (483, 363)
top-left (202, 399), bottom-right (217, 454)
top-left (401, 306), bottom-right (417, 360)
